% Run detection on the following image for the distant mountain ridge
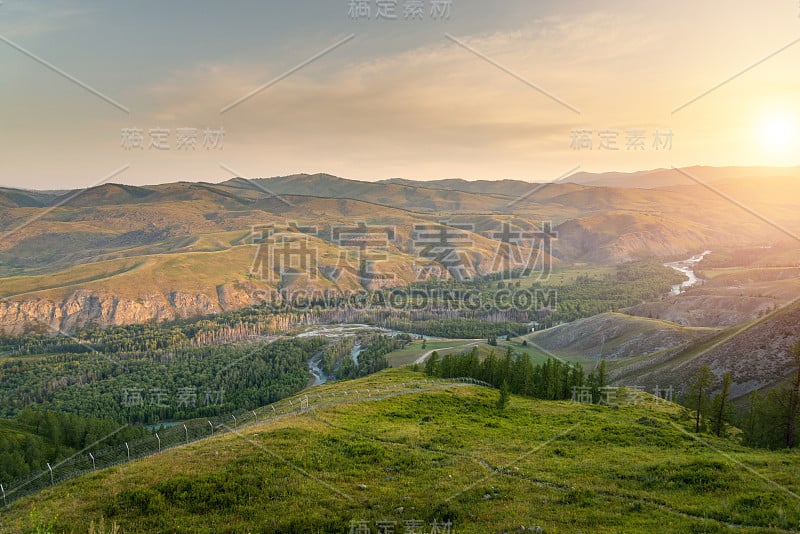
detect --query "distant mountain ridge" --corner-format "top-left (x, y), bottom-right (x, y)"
top-left (382, 165), bottom-right (800, 191)
top-left (2, 164), bottom-right (797, 210)
top-left (0, 165), bottom-right (798, 333)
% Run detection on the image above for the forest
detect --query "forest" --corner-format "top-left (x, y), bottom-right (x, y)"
top-left (0, 409), bottom-right (147, 484)
top-left (535, 261), bottom-right (686, 326)
top-left (0, 338), bottom-right (327, 424)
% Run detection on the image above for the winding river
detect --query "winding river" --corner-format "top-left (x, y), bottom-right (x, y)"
top-left (665, 250), bottom-right (711, 295)
top-left (307, 352), bottom-right (328, 386)
top-left (300, 324), bottom-right (406, 387)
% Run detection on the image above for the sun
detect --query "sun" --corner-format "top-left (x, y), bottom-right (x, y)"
top-left (758, 112), bottom-right (797, 156)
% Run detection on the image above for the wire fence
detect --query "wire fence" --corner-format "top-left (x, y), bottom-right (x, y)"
top-left (0, 377), bottom-right (493, 509)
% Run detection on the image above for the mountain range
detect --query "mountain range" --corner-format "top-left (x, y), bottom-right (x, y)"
top-left (0, 166), bottom-right (798, 334)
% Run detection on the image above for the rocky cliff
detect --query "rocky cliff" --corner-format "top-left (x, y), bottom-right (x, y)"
top-left (0, 285), bottom-right (258, 336)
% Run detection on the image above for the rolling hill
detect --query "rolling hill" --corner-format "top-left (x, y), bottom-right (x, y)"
top-left (1, 368), bottom-right (798, 533)
top-left (610, 298), bottom-right (800, 401)
top-left (1, 168), bottom-right (799, 333)
top-left (525, 312), bottom-right (719, 363)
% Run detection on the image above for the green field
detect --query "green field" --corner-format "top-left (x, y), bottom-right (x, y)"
top-left (501, 338), bottom-right (555, 365)
top-left (383, 339), bottom-right (480, 367)
top-left (2, 368), bottom-right (799, 533)
top-left (385, 338), bottom-right (553, 368)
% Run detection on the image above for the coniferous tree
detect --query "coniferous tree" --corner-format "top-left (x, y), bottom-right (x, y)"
top-left (425, 351), bottom-right (440, 377)
top-left (686, 366), bottom-right (715, 433)
top-left (786, 341), bottom-right (800, 448)
top-left (710, 372), bottom-right (733, 437)
top-left (496, 381), bottom-right (510, 411)
top-left (597, 360), bottom-right (607, 388)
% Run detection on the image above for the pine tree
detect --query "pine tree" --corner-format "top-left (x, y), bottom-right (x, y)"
top-left (710, 372), bottom-right (732, 437)
top-left (597, 360), bottom-right (607, 388)
top-left (786, 340), bottom-right (800, 448)
top-left (496, 381), bottom-right (510, 411)
top-left (742, 390), bottom-right (764, 447)
top-left (687, 366), bottom-right (715, 433)
top-left (425, 351), bottom-right (440, 377)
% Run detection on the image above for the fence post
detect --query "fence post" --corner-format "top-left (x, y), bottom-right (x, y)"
top-left (184, 424), bottom-right (189, 443)
top-left (1, 483), bottom-right (5, 507)
top-left (208, 421), bottom-right (213, 435)
top-left (232, 415), bottom-right (237, 429)
top-left (125, 443), bottom-right (130, 460)
top-left (47, 463), bottom-right (53, 485)
top-left (252, 410), bottom-right (257, 421)
top-left (155, 433), bottom-right (161, 452)
top-left (89, 453), bottom-right (95, 471)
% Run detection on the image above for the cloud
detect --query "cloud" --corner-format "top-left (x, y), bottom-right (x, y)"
top-left (3, 1), bottom-right (798, 187)
top-left (0, 2), bottom-right (93, 39)
top-left (119, 12), bottom-right (674, 181)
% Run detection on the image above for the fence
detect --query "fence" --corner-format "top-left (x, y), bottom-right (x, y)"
top-left (0, 377), bottom-right (493, 508)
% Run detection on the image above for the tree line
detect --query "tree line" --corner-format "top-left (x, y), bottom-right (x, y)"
top-left (672, 341), bottom-right (800, 449)
top-left (424, 346), bottom-right (599, 402)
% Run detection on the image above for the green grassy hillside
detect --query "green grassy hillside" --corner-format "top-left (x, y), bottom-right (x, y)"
top-left (2, 369), bottom-right (798, 533)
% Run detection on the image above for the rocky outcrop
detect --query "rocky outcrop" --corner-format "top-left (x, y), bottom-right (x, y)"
top-left (216, 283), bottom-right (257, 311)
top-left (167, 292), bottom-right (220, 318)
top-left (0, 287), bottom-right (255, 335)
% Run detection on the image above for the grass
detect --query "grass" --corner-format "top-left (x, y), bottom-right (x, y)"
top-left (384, 340), bottom-right (480, 367)
top-left (2, 368), bottom-right (799, 533)
top-left (500, 339), bottom-right (553, 365)
top-left (511, 264), bottom-right (616, 290)
top-left (385, 338), bottom-right (553, 368)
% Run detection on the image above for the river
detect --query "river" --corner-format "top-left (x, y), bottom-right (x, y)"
top-left (350, 342), bottom-right (362, 366)
top-left (300, 324), bottom-right (417, 386)
top-left (665, 250), bottom-right (711, 295)
top-left (307, 351), bottom-right (328, 386)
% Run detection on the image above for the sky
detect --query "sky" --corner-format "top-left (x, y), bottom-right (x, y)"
top-left (1, 0), bottom-right (799, 190)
